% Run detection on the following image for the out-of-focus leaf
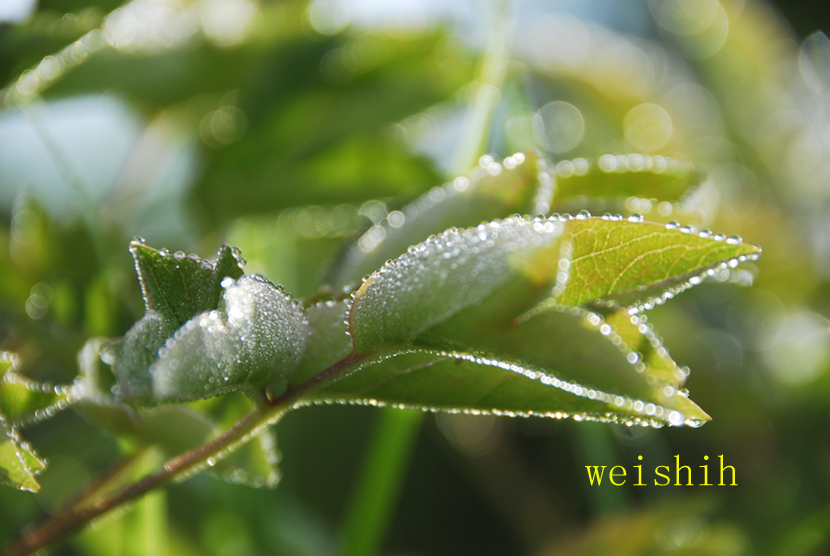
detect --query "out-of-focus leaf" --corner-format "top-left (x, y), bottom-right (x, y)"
top-left (80, 403), bottom-right (280, 488)
top-left (77, 343), bottom-right (279, 488)
top-left (0, 367), bottom-right (70, 427)
top-left (219, 426), bottom-right (281, 489)
top-left (800, 31), bottom-right (830, 96)
top-left (550, 154), bottom-right (700, 205)
top-left (0, 416), bottom-right (46, 492)
top-left (326, 151), bottom-right (547, 289)
top-left (43, 43), bottom-right (259, 109)
top-left (194, 31), bottom-right (473, 221)
top-left (537, 500), bottom-right (748, 556)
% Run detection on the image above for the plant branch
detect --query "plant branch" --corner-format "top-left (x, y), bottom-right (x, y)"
top-left (3, 351), bottom-right (371, 556)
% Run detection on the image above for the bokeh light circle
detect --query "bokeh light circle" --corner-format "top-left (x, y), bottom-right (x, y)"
top-left (624, 103), bottom-right (673, 151)
top-left (532, 101), bottom-right (585, 153)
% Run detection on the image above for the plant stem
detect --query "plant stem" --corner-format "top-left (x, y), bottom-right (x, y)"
top-left (451, 0), bottom-right (512, 174)
top-left (3, 352), bottom-right (371, 556)
top-left (337, 409), bottom-right (424, 556)
top-left (3, 408), bottom-right (261, 556)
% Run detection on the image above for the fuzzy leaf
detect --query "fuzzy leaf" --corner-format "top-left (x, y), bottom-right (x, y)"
top-left (327, 151), bottom-right (546, 289)
top-left (109, 312), bottom-right (167, 405)
top-left (150, 275), bottom-right (310, 403)
top-left (110, 242), bottom-right (248, 405)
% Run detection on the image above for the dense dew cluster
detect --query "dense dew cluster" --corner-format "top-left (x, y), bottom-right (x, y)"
top-left (151, 275), bottom-right (310, 403)
top-left (350, 216), bottom-right (565, 349)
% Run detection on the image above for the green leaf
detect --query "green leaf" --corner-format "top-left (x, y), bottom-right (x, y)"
top-left (0, 416), bottom-right (46, 492)
top-left (555, 216), bottom-right (758, 307)
top-left (130, 241), bottom-right (245, 333)
top-left (550, 154), bottom-right (699, 206)
top-left (315, 303), bottom-right (706, 426)
top-left (149, 275), bottom-right (310, 404)
top-left (327, 151), bottom-right (547, 288)
top-left (0, 357), bottom-right (69, 427)
top-left (109, 242), bottom-right (246, 405)
top-left (115, 243), bottom-right (309, 407)
top-left (290, 300), bottom-right (353, 388)
top-left (330, 215), bottom-right (760, 426)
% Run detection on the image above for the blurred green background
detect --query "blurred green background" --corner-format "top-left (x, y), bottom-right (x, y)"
top-left (2, 0), bottom-right (830, 554)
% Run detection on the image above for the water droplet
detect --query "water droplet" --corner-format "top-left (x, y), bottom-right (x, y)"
top-left (668, 411), bottom-right (685, 427)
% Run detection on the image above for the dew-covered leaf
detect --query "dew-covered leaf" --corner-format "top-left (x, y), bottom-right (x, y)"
top-left (109, 243), bottom-right (309, 406)
top-left (0, 416), bottom-right (46, 492)
top-left (110, 242), bottom-right (245, 404)
top-left (315, 305), bottom-right (707, 426)
top-left (333, 215), bottom-right (760, 426)
top-left (555, 217), bottom-right (759, 307)
top-left (108, 312), bottom-right (168, 405)
top-left (349, 216), bottom-right (759, 352)
top-left (150, 275), bottom-right (310, 404)
top-left (326, 151), bottom-right (548, 289)
top-left (290, 300), bottom-right (353, 388)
